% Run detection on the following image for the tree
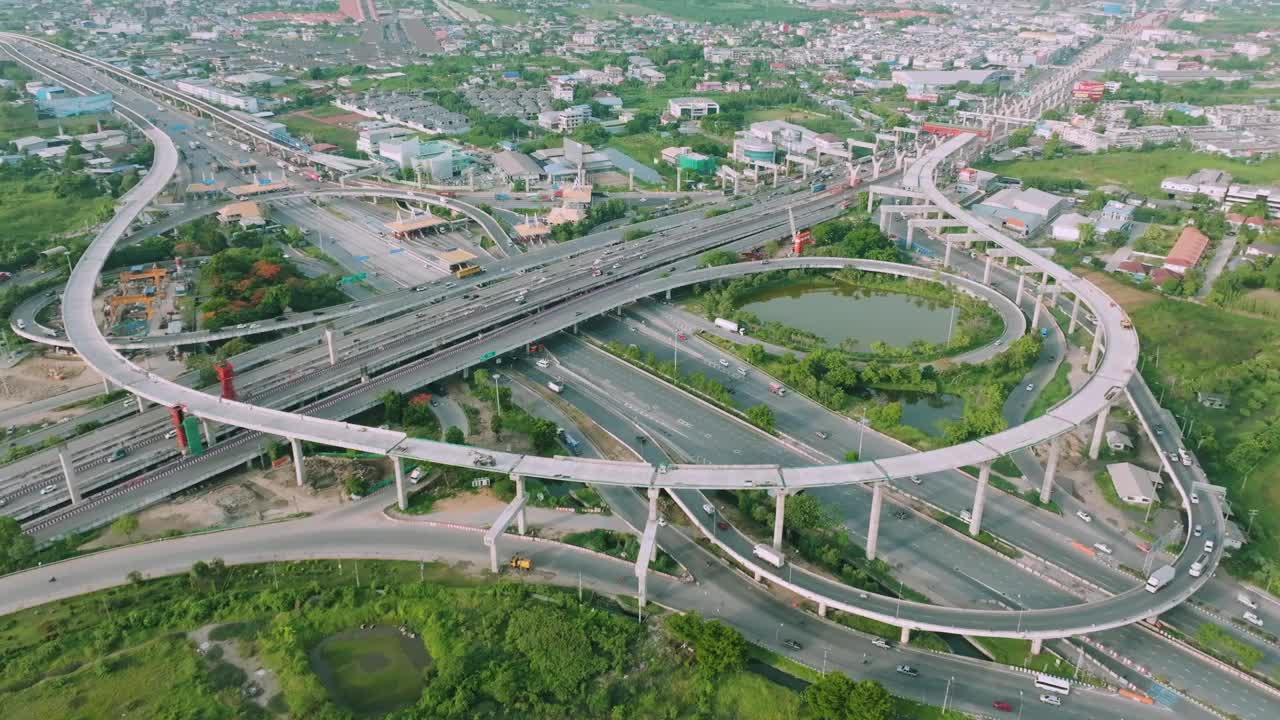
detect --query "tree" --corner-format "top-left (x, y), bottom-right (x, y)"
top-left (664, 613), bottom-right (748, 677)
top-left (126, 570), bottom-right (145, 587)
top-left (112, 514), bottom-right (139, 539)
top-left (344, 475), bottom-right (369, 498)
top-left (1007, 127), bottom-right (1032, 148)
top-left (700, 249), bottom-right (738, 267)
top-left (802, 673), bottom-right (894, 720)
top-left (1077, 223), bottom-right (1096, 246)
top-left (0, 517), bottom-right (35, 574)
top-left (445, 426), bottom-right (466, 444)
top-left (381, 390), bottom-right (404, 425)
top-left (745, 404), bottom-right (775, 432)
top-left (1080, 190), bottom-right (1107, 213)
top-left (783, 492), bottom-right (830, 532)
top-left (1103, 229), bottom-right (1128, 247)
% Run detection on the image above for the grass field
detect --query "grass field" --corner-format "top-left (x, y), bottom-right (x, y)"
top-left (980, 149), bottom-right (1280, 198)
top-left (0, 104), bottom-right (107, 146)
top-left (1086, 275), bottom-right (1280, 574)
top-left (0, 178), bottom-right (113, 240)
top-left (607, 131), bottom-right (676, 180)
top-left (280, 111), bottom-right (359, 155)
top-left (311, 629), bottom-right (429, 715)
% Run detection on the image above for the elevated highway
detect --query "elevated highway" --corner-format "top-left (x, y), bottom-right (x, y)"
top-left (4, 33), bottom-right (1229, 643)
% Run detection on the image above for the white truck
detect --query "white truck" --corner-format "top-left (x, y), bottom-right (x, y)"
top-left (408, 466), bottom-right (424, 484)
top-left (1146, 564), bottom-right (1176, 593)
top-left (714, 317), bottom-right (746, 335)
top-left (547, 381), bottom-right (563, 393)
top-left (753, 544), bottom-right (785, 568)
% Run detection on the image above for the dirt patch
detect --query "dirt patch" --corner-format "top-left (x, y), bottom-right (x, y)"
top-left (82, 462), bottom-right (355, 549)
top-left (428, 489), bottom-right (503, 515)
top-left (1080, 270), bottom-right (1158, 312)
top-left (0, 355), bottom-right (100, 411)
top-left (297, 456), bottom-right (385, 490)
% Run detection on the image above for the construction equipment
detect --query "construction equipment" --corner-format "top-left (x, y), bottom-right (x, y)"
top-left (509, 555), bottom-right (533, 571)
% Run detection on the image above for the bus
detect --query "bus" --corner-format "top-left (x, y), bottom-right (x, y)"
top-left (454, 264), bottom-right (483, 279)
top-left (1189, 553), bottom-right (1209, 578)
top-left (1034, 674), bottom-right (1070, 696)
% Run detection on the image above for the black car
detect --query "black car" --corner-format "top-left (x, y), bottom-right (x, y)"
top-left (783, 639), bottom-right (803, 651)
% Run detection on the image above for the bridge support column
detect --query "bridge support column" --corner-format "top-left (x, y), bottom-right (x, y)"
top-left (135, 394), bottom-right (146, 415)
top-left (818, 602), bottom-right (827, 618)
top-left (1088, 404), bottom-right (1110, 460)
top-left (393, 457), bottom-right (407, 511)
top-left (58, 449), bottom-right (82, 505)
top-left (866, 190), bottom-right (875, 214)
top-left (773, 490), bottom-right (786, 551)
top-left (665, 288), bottom-right (671, 301)
top-left (1015, 273), bottom-right (1025, 304)
top-left (573, 322), bottom-right (579, 334)
top-left (1031, 290), bottom-right (1043, 329)
top-left (1086, 329), bottom-right (1102, 373)
top-left (1068, 294), bottom-right (1081, 335)
top-left (324, 328), bottom-right (336, 366)
top-left (943, 241), bottom-right (953, 268)
top-left (969, 462), bottom-right (991, 536)
top-left (900, 626), bottom-right (911, 644)
top-left (489, 542), bottom-right (499, 574)
top-left (462, 367), bottom-right (469, 379)
top-left (515, 473), bottom-right (526, 535)
top-left (866, 481), bottom-right (884, 561)
top-left (291, 437), bottom-right (305, 487)
top-left (1030, 638), bottom-right (1043, 655)
top-left (982, 255), bottom-right (993, 285)
top-left (1040, 440), bottom-right (1060, 504)
top-left (102, 375), bottom-right (111, 395)
top-left (202, 419), bottom-right (213, 447)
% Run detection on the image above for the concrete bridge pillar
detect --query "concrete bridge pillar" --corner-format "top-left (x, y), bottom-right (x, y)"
top-left (324, 328), bottom-right (336, 366)
top-left (1030, 638), bottom-right (1043, 655)
top-left (818, 602), bottom-right (828, 618)
top-left (393, 456), bottom-right (408, 510)
top-left (866, 481), bottom-right (884, 561)
top-left (969, 462), bottom-right (992, 536)
top-left (1014, 274), bottom-right (1025, 307)
top-left (202, 419), bottom-right (213, 448)
top-left (983, 255), bottom-right (993, 285)
top-left (943, 241), bottom-right (953, 268)
top-left (135, 394), bottom-right (146, 415)
top-left (58, 448), bottom-right (81, 505)
top-left (773, 490), bottom-right (787, 551)
top-left (1086, 328), bottom-right (1102, 372)
top-left (291, 437), bottom-right (305, 487)
top-left (665, 288), bottom-right (672, 301)
top-left (1031, 290), bottom-right (1044, 329)
top-left (515, 473), bottom-right (527, 535)
top-left (900, 626), bottom-right (911, 644)
top-left (1088, 403), bottom-right (1110, 460)
top-left (462, 367), bottom-right (470, 379)
top-left (1040, 440), bottom-right (1061, 504)
top-left (648, 487), bottom-right (660, 523)
top-left (1067, 294), bottom-right (1081, 335)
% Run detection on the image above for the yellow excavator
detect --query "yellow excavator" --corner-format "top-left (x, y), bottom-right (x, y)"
top-left (509, 555), bottom-right (533, 572)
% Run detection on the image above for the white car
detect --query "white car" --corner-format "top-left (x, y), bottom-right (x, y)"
top-left (872, 638), bottom-right (892, 649)
top-left (1093, 543), bottom-right (1113, 555)
top-left (1190, 492), bottom-right (1200, 505)
top-left (1076, 510), bottom-right (1093, 523)
top-left (1039, 694), bottom-right (1062, 706)
top-left (718, 359), bottom-right (730, 367)
top-left (40, 485), bottom-right (56, 495)
top-left (248, 323), bottom-right (261, 329)
top-left (1204, 540), bottom-right (1215, 553)
top-left (1193, 524), bottom-right (1203, 537)
top-left (910, 475), bottom-right (922, 485)
top-left (1244, 612), bottom-right (1264, 627)
top-left (1025, 383), bottom-right (1035, 392)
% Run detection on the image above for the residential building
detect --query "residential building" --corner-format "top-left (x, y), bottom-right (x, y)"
top-left (1160, 169), bottom-right (1233, 201)
top-left (494, 150), bottom-right (544, 185)
top-left (1096, 200), bottom-right (1134, 235)
top-left (537, 105), bottom-right (592, 133)
top-left (1163, 225), bottom-right (1211, 274)
top-left (1051, 212), bottom-right (1091, 243)
top-left (955, 167), bottom-right (998, 196)
top-left (1107, 462), bottom-right (1160, 506)
top-left (1245, 242), bottom-right (1280, 260)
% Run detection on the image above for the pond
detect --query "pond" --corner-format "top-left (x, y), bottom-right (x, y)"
top-left (309, 624), bottom-right (432, 717)
top-left (870, 389), bottom-right (965, 437)
top-left (737, 281), bottom-right (958, 351)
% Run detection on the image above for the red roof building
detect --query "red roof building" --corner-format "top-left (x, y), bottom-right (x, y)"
top-left (1150, 267), bottom-right (1182, 287)
top-left (1163, 226), bottom-right (1210, 274)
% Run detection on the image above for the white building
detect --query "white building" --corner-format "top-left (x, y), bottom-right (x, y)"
top-left (1160, 169), bottom-right (1233, 201)
top-left (356, 123), bottom-right (414, 155)
top-left (667, 97), bottom-right (720, 119)
top-left (1107, 462), bottom-right (1160, 506)
top-left (175, 79), bottom-right (259, 113)
top-left (537, 105), bottom-right (592, 133)
top-left (1051, 212), bottom-right (1091, 243)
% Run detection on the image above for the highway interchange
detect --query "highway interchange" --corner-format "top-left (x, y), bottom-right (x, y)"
top-left (0, 28), bottom-right (1277, 720)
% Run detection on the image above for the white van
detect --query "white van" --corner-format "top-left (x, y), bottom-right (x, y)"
top-left (408, 466), bottom-right (424, 484)
top-left (1238, 593), bottom-right (1258, 609)
top-left (15, 319), bottom-right (25, 330)
top-left (536, 359), bottom-right (550, 369)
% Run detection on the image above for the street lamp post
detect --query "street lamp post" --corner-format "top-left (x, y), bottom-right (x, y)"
top-left (775, 622), bottom-right (784, 646)
top-left (858, 417), bottom-right (868, 458)
top-left (942, 676), bottom-right (953, 712)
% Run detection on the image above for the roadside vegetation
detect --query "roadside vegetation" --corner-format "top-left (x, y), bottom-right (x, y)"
top-left (0, 558), bottom-right (923, 720)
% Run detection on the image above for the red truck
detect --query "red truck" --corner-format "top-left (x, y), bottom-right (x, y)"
top-left (768, 383), bottom-right (787, 397)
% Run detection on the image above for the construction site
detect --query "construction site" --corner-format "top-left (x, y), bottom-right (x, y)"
top-left (98, 261), bottom-right (189, 337)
